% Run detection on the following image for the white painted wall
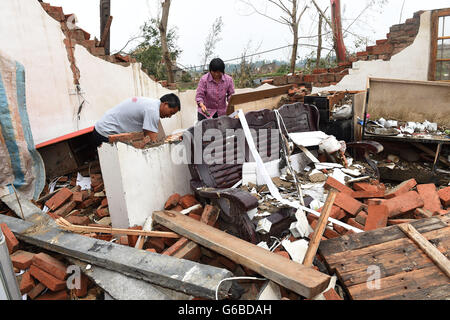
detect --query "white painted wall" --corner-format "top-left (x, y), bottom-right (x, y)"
top-left (98, 142), bottom-right (192, 229)
top-left (312, 11), bottom-right (432, 93)
top-left (0, 0), bottom-right (197, 145)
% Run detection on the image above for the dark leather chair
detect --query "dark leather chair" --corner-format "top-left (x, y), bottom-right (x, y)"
top-left (184, 104), bottom-right (320, 244)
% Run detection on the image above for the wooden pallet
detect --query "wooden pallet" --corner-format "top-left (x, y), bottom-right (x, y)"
top-left (319, 214), bottom-right (450, 300)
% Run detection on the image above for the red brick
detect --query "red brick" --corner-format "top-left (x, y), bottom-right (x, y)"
top-left (333, 224), bottom-right (347, 235)
top-left (384, 191), bottom-right (424, 218)
top-left (74, 273), bottom-right (89, 297)
top-left (188, 213), bottom-right (201, 221)
top-left (146, 237), bottom-right (165, 253)
top-left (323, 288), bottom-right (343, 300)
top-left (352, 182), bottom-right (381, 192)
top-left (323, 227), bottom-right (341, 239)
top-left (275, 251), bottom-right (291, 259)
top-left (44, 188), bottom-right (73, 211)
top-left (416, 184), bottom-right (442, 214)
top-left (347, 218), bottom-right (365, 231)
top-left (387, 219), bottom-right (416, 226)
top-left (127, 226), bottom-right (143, 247)
top-left (146, 248), bottom-right (157, 253)
top-left (438, 186), bottom-right (450, 207)
top-left (72, 192), bottom-right (84, 203)
top-left (217, 256), bottom-right (237, 271)
top-left (179, 195), bottom-right (200, 209)
top-left (32, 253), bottom-right (67, 281)
top-left (118, 235), bottom-right (129, 246)
top-left (100, 197), bottom-right (108, 208)
top-left (303, 74), bottom-right (319, 83)
top-left (200, 205), bottom-right (220, 226)
top-left (79, 198), bottom-right (94, 209)
top-left (352, 189), bottom-right (385, 199)
top-left (414, 208), bottom-right (433, 219)
top-left (164, 193), bottom-right (180, 210)
top-left (355, 211), bottom-right (368, 225)
top-left (384, 179), bottom-right (417, 199)
top-left (11, 250), bottom-right (35, 270)
top-left (334, 192), bottom-right (364, 216)
top-left (66, 215), bottom-right (91, 226)
top-left (436, 209), bottom-right (449, 216)
top-left (162, 237), bottom-right (189, 255)
top-left (28, 283), bottom-right (46, 300)
top-left (35, 290), bottom-right (68, 300)
top-left (53, 201), bottom-right (77, 217)
top-left (366, 198), bottom-right (387, 206)
top-left (94, 234), bottom-right (113, 241)
top-left (365, 205), bottom-right (389, 231)
top-left (318, 205), bottom-right (346, 220)
top-left (30, 265), bottom-right (66, 291)
top-left (20, 271), bottom-right (35, 294)
top-left (324, 177), bottom-right (354, 194)
top-left (0, 223), bottom-right (19, 254)
top-left (96, 207), bottom-right (109, 218)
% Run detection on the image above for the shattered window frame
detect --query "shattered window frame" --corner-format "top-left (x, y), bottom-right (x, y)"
top-left (429, 9), bottom-right (450, 81)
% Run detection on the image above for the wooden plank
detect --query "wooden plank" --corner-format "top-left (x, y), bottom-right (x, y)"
top-left (325, 227), bottom-right (450, 286)
top-left (398, 223), bottom-right (450, 279)
top-left (319, 215), bottom-right (449, 257)
top-left (303, 189), bottom-right (338, 267)
top-left (347, 266), bottom-right (450, 300)
top-left (153, 210), bottom-right (331, 298)
top-left (0, 214), bottom-right (233, 300)
top-left (228, 85), bottom-right (291, 106)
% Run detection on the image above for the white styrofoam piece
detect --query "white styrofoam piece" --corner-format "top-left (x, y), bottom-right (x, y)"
top-left (281, 239), bottom-right (309, 264)
top-left (256, 241), bottom-right (270, 250)
top-left (289, 131), bottom-right (329, 147)
top-left (258, 281), bottom-right (282, 300)
top-left (256, 218), bottom-right (272, 234)
top-left (341, 168), bottom-right (361, 177)
top-left (247, 208), bottom-right (258, 221)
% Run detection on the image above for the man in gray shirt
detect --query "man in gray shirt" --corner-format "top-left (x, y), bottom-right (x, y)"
top-left (93, 93), bottom-right (181, 146)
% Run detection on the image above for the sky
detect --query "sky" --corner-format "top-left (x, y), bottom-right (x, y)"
top-left (48, 0), bottom-right (450, 69)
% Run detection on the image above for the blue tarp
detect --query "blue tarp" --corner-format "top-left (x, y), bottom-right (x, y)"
top-left (0, 52), bottom-right (45, 200)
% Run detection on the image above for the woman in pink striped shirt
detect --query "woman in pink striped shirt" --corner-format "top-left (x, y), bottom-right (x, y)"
top-left (195, 58), bottom-right (235, 121)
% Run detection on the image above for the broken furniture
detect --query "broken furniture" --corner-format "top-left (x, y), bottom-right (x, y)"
top-left (319, 214), bottom-right (450, 300)
top-left (361, 78), bottom-right (450, 175)
top-left (185, 103), bottom-right (320, 244)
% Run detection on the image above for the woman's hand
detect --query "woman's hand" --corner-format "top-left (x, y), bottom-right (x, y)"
top-left (200, 103), bottom-right (207, 114)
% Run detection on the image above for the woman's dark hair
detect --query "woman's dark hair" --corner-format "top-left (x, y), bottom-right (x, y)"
top-left (209, 58), bottom-right (225, 74)
top-left (160, 93), bottom-right (181, 110)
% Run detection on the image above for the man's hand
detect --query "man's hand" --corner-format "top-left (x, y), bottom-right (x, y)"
top-left (143, 130), bottom-right (158, 143)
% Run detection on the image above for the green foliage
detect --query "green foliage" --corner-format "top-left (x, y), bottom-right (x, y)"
top-left (131, 19), bottom-right (182, 81)
top-left (180, 72), bottom-right (192, 83)
top-left (302, 51), bottom-right (337, 74)
top-left (276, 64), bottom-right (290, 75)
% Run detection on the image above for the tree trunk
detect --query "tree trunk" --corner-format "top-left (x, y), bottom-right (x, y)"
top-left (159, 0), bottom-right (174, 83)
top-left (316, 14), bottom-right (323, 69)
top-left (100, 0), bottom-right (111, 55)
top-left (331, 0), bottom-right (346, 63)
top-left (290, 24), bottom-right (298, 74)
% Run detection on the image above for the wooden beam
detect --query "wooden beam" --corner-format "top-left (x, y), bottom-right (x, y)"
top-left (303, 189), bottom-right (338, 267)
top-left (398, 223), bottom-right (450, 279)
top-left (99, 15), bottom-right (113, 48)
top-left (153, 210), bottom-right (331, 298)
top-left (412, 143), bottom-right (450, 167)
top-left (0, 214), bottom-right (232, 299)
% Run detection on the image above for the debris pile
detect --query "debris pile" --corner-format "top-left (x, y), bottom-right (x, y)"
top-left (1, 223), bottom-right (102, 300)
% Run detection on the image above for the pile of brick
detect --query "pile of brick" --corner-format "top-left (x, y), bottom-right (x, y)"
top-left (1, 223), bottom-right (100, 300)
top-left (37, 173), bottom-right (111, 240)
top-left (307, 177), bottom-right (450, 238)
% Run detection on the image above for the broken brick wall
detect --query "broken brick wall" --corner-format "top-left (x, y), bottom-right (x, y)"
top-left (0, 0), bottom-right (197, 146)
top-left (270, 10), bottom-right (431, 92)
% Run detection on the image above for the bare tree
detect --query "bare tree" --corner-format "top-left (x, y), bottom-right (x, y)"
top-left (159, 0), bottom-right (174, 83)
top-left (240, 0), bottom-right (308, 74)
top-left (201, 17), bottom-right (224, 72)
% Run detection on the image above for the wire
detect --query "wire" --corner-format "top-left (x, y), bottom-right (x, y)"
top-left (215, 276), bottom-right (267, 300)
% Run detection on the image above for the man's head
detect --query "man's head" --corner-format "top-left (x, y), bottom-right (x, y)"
top-left (160, 93), bottom-right (181, 118)
top-left (209, 58), bottom-right (225, 81)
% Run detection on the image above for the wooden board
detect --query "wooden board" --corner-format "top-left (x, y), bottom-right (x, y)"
top-left (153, 210), bottom-right (331, 298)
top-left (366, 77), bottom-right (450, 125)
top-left (319, 214), bottom-right (450, 300)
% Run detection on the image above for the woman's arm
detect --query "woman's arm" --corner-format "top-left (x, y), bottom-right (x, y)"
top-left (196, 77), bottom-right (208, 113)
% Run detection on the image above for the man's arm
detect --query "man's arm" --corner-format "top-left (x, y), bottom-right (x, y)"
top-left (143, 130), bottom-right (158, 143)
